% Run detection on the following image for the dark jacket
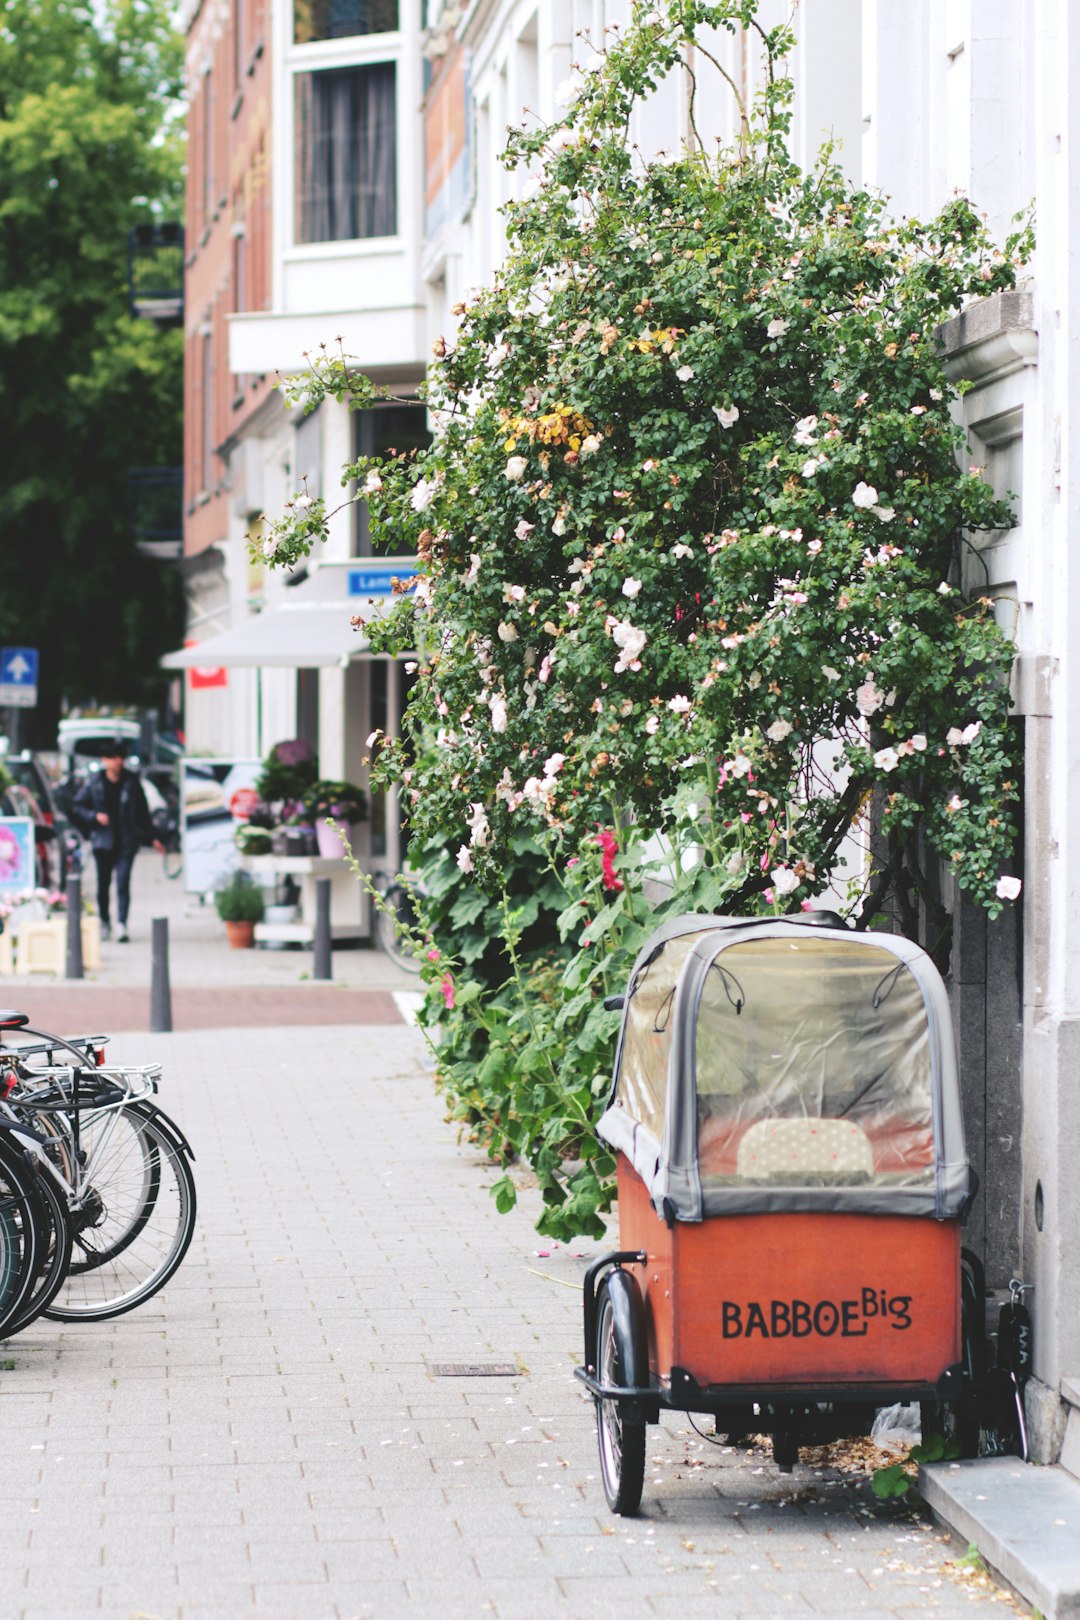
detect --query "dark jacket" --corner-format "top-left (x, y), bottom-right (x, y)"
top-left (72, 769), bottom-right (153, 856)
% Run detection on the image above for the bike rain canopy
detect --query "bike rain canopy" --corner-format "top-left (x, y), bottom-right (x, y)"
top-left (598, 917), bottom-right (969, 1221)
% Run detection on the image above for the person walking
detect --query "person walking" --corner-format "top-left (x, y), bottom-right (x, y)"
top-left (72, 741), bottom-right (163, 941)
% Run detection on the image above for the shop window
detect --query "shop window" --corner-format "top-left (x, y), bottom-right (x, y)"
top-left (294, 0), bottom-right (397, 43)
top-left (294, 63), bottom-right (397, 242)
top-left (353, 402), bottom-right (431, 554)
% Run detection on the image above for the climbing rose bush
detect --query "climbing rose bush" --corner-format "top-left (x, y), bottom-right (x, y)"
top-left (261, 0), bottom-right (1032, 1234)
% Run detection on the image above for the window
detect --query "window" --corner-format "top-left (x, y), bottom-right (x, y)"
top-left (200, 328), bottom-right (214, 492)
top-left (294, 0), bottom-right (397, 43)
top-left (353, 403), bottom-right (430, 554)
top-left (295, 64), bottom-right (397, 243)
top-left (202, 70), bottom-right (215, 226)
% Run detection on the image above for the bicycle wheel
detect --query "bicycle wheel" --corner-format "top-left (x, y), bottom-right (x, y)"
top-left (0, 1133), bottom-right (46, 1339)
top-left (45, 1102), bottom-right (196, 1322)
top-left (2, 1166), bottom-right (72, 1335)
top-left (162, 842), bottom-right (183, 880)
top-left (373, 883), bottom-right (421, 974)
top-left (595, 1275), bottom-right (647, 1516)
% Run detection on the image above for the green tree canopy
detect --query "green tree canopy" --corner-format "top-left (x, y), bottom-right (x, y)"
top-left (0, 0), bottom-right (185, 739)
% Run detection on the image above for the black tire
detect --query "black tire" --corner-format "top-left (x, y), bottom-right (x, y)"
top-left (595, 1276), bottom-right (647, 1515)
top-left (44, 1103), bottom-right (196, 1322)
top-left (0, 1133), bottom-right (46, 1339)
top-left (3, 1167), bottom-right (73, 1335)
top-left (373, 883), bottom-right (421, 973)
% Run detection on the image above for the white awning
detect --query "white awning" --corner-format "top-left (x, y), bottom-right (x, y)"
top-left (161, 561), bottom-right (413, 671)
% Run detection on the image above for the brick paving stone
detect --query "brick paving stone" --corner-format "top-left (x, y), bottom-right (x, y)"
top-left (0, 1024), bottom-right (1037, 1620)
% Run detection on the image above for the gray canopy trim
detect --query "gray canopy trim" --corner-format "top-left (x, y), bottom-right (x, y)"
top-left (598, 918), bottom-right (969, 1224)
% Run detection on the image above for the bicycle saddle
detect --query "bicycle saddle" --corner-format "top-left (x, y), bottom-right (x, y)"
top-left (0, 1011), bottom-right (29, 1029)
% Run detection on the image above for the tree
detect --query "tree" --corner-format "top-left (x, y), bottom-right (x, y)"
top-left (263, 0), bottom-right (1032, 1234)
top-left (0, 0), bottom-right (186, 740)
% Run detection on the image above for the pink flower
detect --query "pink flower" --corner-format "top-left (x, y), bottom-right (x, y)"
top-left (596, 829), bottom-right (623, 892)
top-left (763, 887), bottom-right (775, 904)
top-left (426, 948), bottom-right (440, 961)
top-left (440, 977), bottom-right (455, 1011)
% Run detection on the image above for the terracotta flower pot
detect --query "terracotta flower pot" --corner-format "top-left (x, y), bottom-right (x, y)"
top-left (224, 919), bottom-right (256, 949)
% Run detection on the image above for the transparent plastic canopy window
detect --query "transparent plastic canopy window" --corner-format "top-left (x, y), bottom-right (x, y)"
top-left (696, 936), bottom-right (935, 1191)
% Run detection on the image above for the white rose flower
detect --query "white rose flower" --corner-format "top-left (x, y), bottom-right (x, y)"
top-left (767, 318), bottom-right (790, 338)
top-left (580, 434), bottom-right (603, 457)
top-left (852, 481), bottom-right (878, 509)
top-left (502, 583), bottom-right (526, 603)
top-left (505, 455), bottom-right (528, 481)
top-left (713, 404), bottom-right (740, 429)
top-left (821, 665), bottom-right (840, 681)
top-left (771, 866), bottom-right (800, 895)
top-left (667, 694), bottom-right (692, 714)
top-left (766, 719), bottom-right (793, 742)
top-left (497, 622), bottom-right (519, 643)
top-left (362, 472), bottom-right (382, 496)
top-left (911, 734), bottom-right (928, 751)
top-left (874, 746), bottom-right (900, 772)
top-left (675, 364), bottom-right (694, 382)
top-left (552, 513), bottom-right (567, 536)
top-left (938, 581), bottom-right (953, 595)
top-left (490, 695), bottom-right (508, 733)
top-left (855, 680), bottom-right (884, 717)
top-left (456, 846), bottom-right (474, 874)
top-left (732, 753), bottom-right (752, 777)
top-left (645, 714), bottom-right (659, 734)
top-left (996, 875), bottom-right (1022, 901)
top-left (294, 493), bottom-right (312, 511)
top-left (793, 415), bottom-right (818, 446)
top-left (726, 848), bottom-right (745, 875)
top-left (672, 542), bottom-right (693, 559)
top-left (262, 535), bottom-right (279, 559)
top-left (410, 478), bottom-right (437, 513)
top-left (621, 577), bottom-right (642, 599)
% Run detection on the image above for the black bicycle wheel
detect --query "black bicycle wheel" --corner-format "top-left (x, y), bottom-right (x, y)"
top-left (373, 883), bottom-right (421, 973)
top-left (45, 1103), bottom-right (196, 1322)
top-left (0, 1133), bottom-right (46, 1339)
top-left (595, 1282), bottom-right (647, 1515)
top-left (3, 1166), bottom-right (73, 1335)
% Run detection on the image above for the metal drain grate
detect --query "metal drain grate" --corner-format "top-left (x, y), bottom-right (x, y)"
top-left (429, 1362), bottom-right (520, 1378)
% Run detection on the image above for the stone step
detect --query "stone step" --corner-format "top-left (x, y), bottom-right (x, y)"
top-left (1063, 1378), bottom-right (1080, 1484)
top-left (921, 1455), bottom-right (1080, 1619)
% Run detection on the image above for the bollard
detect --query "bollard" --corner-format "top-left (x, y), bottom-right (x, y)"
top-left (150, 916), bottom-right (173, 1032)
top-left (313, 877), bottom-right (332, 981)
top-left (65, 873), bottom-right (84, 980)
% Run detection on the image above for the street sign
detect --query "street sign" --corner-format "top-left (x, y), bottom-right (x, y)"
top-left (347, 568), bottom-right (415, 596)
top-left (0, 646), bottom-right (38, 708)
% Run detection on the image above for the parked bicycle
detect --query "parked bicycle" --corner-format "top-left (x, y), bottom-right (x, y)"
top-left (0, 1011), bottom-right (196, 1336)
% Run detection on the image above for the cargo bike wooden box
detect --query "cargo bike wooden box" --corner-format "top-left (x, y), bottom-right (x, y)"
top-left (576, 915), bottom-right (1023, 1514)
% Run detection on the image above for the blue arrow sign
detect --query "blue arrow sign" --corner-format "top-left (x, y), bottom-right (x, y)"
top-left (1, 647), bottom-right (37, 686)
top-left (0, 646), bottom-right (39, 708)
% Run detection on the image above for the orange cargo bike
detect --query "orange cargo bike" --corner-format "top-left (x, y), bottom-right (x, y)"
top-left (575, 913), bottom-right (1030, 1514)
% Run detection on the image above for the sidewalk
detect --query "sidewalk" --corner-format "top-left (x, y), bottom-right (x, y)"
top-left (0, 853), bottom-right (418, 1029)
top-left (0, 1019), bottom-right (1032, 1620)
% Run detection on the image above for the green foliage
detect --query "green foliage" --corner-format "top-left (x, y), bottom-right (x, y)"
top-left (213, 870), bottom-right (265, 924)
top-left (255, 741), bottom-right (319, 807)
top-left (870, 1429), bottom-right (960, 1499)
top-left (264, 0), bottom-right (1032, 1235)
top-left (0, 0), bottom-right (186, 735)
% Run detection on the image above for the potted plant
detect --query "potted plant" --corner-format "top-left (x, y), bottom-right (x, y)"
top-left (213, 869), bottom-right (265, 948)
top-left (301, 781), bottom-right (368, 859)
top-left (235, 823), bottom-right (273, 857)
